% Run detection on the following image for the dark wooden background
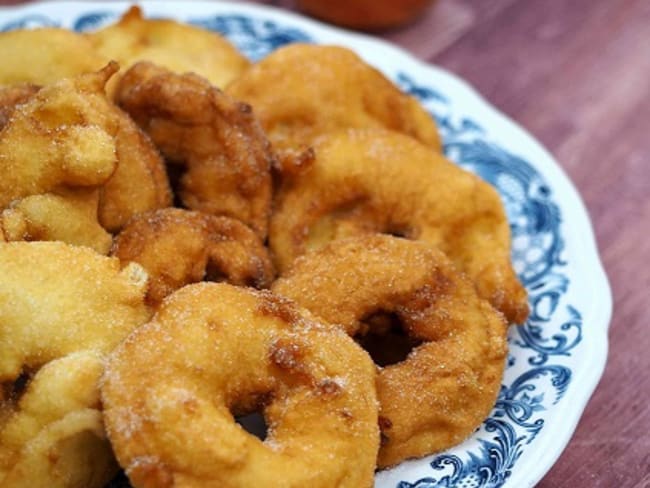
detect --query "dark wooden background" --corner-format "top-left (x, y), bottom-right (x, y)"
top-left (1, 0), bottom-right (648, 486)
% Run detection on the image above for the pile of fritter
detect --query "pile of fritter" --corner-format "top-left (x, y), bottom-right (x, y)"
top-left (0, 7), bottom-right (528, 488)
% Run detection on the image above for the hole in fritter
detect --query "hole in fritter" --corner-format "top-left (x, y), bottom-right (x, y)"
top-left (105, 470), bottom-right (132, 488)
top-left (383, 224), bottom-right (413, 239)
top-left (205, 262), bottom-right (228, 283)
top-left (356, 312), bottom-right (422, 367)
top-left (231, 391), bottom-right (273, 441)
top-left (1, 369), bottom-right (34, 405)
top-left (235, 410), bottom-right (268, 441)
top-left (165, 163), bottom-right (185, 208)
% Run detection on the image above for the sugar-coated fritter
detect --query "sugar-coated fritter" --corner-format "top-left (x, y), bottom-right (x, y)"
top-left (0, 83), bottom-right (39, 127)
top-left (0, 64), bottom-right (118, 208)
top-left (102, 283), bottom-right (379, 488)
top-left (0, 64), bottom-right (120, 253)
top-left (1, 191), bottom-right (113, 253)
top-left (98, 106), bottom-right (173, 232)
top-left (89, 6), bottom-right (250, 96)
top-left (270, 129), bottom-right (529, 324)
top-left (0, 242), bottom-right (152, 488)
top-left (0, 242), bottom-right (151, 380)
top-left (112, 208), bottom-right (274, 306)
top-left (0, 352), bottom-right (117, 488)
top-left (117, 62), bottom-right (274, 239)
top-left (227, 43), bottom-right (441, 153)
top-left (0, 28), bottom-right (104, 85)
top-left (0, 81), bottom-right (172, 234)
top-left (0, 10), bottom-right (530, 482)
top-left (273, 235), bottom-right (509, 467)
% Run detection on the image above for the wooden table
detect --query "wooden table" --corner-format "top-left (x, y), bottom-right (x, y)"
top-left (252, 2), bottom-right (648, 486)
top-left (0, 0), bottom-right (648, 486)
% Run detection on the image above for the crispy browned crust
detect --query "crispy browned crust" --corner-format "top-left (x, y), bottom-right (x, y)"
top-left (98, 107), bottom-right (173, 232)
top-left (102, 283), bottom-right (379, 487)
top-left (273, 234), bottom-right (509, 467)
top-left (111, 208), bottom-right (275, 307)
top-left (270, 128), bottom-right (529, 324)
top-left (116, 61), bottom-right (274, 240)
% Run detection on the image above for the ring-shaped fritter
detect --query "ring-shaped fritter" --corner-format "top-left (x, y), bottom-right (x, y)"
top-left (269, 128), bottom-right (528, 324)
top-left (226, 43), bottom-right (441, 153)
top-left (102, 283), bottom-right (379, 488)
top-left (272, 235), bottom-right (509, 467)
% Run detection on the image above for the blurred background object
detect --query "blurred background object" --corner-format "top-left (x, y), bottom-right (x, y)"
top-left (295, 0), bottom-right (435, 31)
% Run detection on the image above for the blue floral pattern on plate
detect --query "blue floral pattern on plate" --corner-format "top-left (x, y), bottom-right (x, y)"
top-left (0, 7), bottom-right (596, 488)
top-left (391, 73), bottom-right (580, 488)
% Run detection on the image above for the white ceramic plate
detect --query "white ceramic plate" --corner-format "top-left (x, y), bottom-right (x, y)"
top-left (0, 2), bottom-right (612, 487)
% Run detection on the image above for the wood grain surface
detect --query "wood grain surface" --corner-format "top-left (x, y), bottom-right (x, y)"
top-left (0, 0), bottom-right (648, 486)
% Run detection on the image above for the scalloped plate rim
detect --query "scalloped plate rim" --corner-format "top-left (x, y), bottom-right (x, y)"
top-left (0, 2), bottom-right (612, 488)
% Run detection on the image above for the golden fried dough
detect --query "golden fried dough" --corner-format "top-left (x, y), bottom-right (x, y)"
top-left (0, 83), bottom-right (39, 127)
top-left (89, 6), bottom-right (250, 96)
top-left (0, 64), bottom-right (120, 253)
top-left (0, 10), bottom-right (529, 481)
top-left (270, 129), bottom-right (528, 324)
top-left (1, 191), bottom-right (112, 253)
top-left (227, 43), bottom-right (441, 153)
top-left (112, 208), bottom-right (274, 306)
top-left (0, 80), bottom-right (172, 233)
top-left (0, 352), bottom-right (117, 488)
top-left (117, 62), bottom-right (274, 238)
top-left (0, 64), bottom-right (118, 208)
top-left (0, 28), bottom-right (104, 85)
top-left (273, 235), bottom-right (508, 466)
top-left (0, 242), bottom-right (152, 487)
top-left (98, 107), bottom-right (172, 232)
top-left (0, 242), bottom-right (151, 379)
top-left (102, 283), bottom-right (379, 488)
